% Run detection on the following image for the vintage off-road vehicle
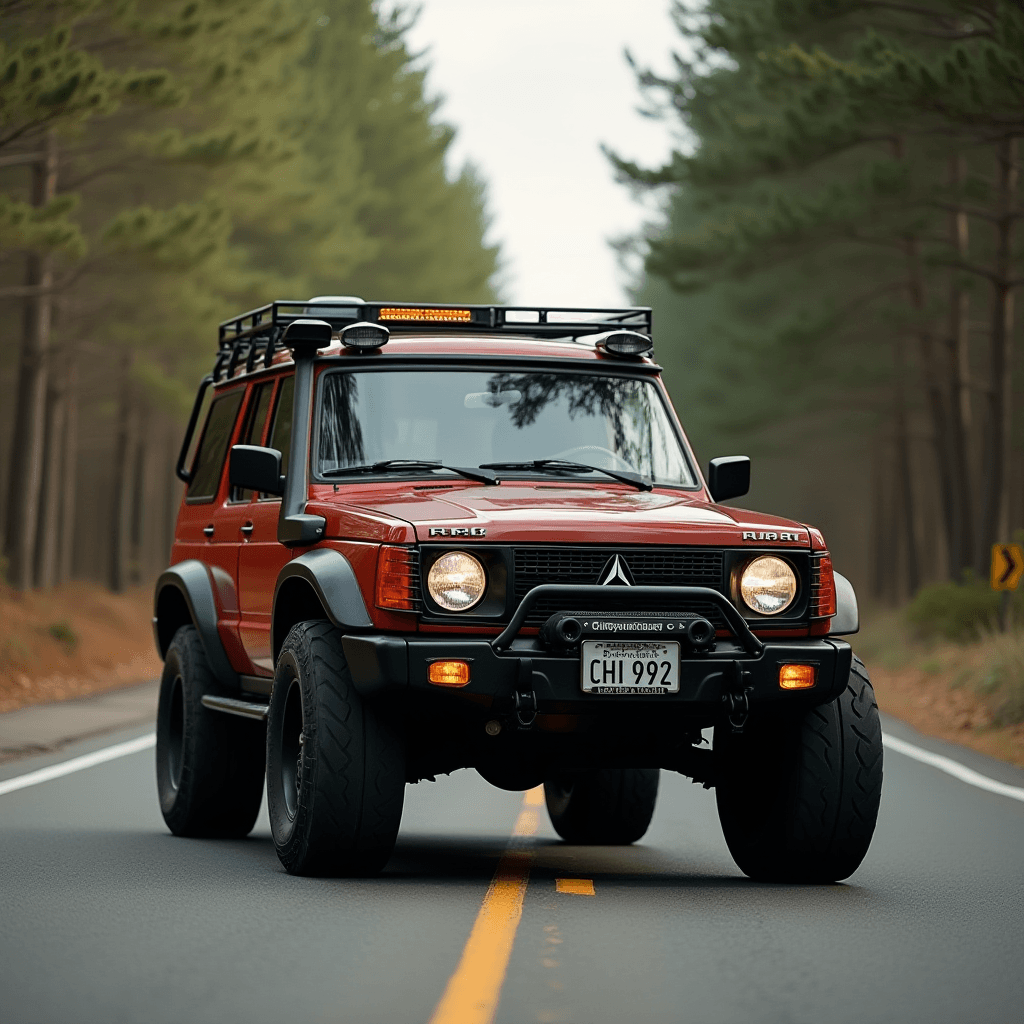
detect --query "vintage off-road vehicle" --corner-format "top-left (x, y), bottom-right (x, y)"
top-left (153, 298), bottom-right (882, 881)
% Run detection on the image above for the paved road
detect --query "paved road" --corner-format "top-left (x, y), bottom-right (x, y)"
top-left (1, 715), bottom-right (1022, 1024)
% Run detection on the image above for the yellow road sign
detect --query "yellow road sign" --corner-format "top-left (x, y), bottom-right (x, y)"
top-left (990, 543), bottom-right (1024, 590)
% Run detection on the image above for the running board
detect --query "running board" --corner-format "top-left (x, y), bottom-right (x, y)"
top-left (201, 695), bottom-right (269, 721)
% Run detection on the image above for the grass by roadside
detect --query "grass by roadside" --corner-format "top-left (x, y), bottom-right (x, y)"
top-left (853, 606), bottom-right (1024, 769)
top-left (0, 583), bottom-right (161, 714)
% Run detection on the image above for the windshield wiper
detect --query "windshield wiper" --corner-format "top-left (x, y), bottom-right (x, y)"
top-left (479, 459), bottom-right (652, 492)
top-left (321, 459), bottom-right (499, 485)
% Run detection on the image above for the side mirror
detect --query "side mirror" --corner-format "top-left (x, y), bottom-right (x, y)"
top-left (707, 456), bottom-right (750, 503)
top-left (230, 445), bottom-right (284, 496)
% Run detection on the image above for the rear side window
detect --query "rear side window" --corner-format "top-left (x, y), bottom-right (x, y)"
top-left (187, 390), bottom-right (243, 502)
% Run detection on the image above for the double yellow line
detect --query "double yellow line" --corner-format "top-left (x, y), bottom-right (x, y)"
top-left (428, 787), bottom-right (545, 1024)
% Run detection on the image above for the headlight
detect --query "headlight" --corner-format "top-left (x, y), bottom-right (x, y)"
top-left (739, 556), bottom-right (797, 616)
top-left (427, 551), bottom-right (486, 612)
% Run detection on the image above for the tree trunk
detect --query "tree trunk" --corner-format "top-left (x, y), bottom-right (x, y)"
top-left (893, 335), bottom-right (920, 597)
top-left (3, 130), bottom-right (58, 589)
top-left (36, 364), bottom-right (67, 589)
top-left (947, 151), bottom-right (973, 579)
top-left (57, 357), bottom-right (79, 584)
top-left (870, 441), bottom-right (887, 601)
top-left (906, 234), bottom-right (956, 580)
top-left (109, 353), bottom-right (135, 593)
top-left (978, 136), bottom-right (1018, 572)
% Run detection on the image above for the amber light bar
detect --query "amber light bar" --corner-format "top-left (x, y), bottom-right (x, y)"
top-left (376, 546), bottom-right (419, 610)
top-left (378, 307), bottom-right (472, 322)
top-left (811, 554), bottom-right (837, 618)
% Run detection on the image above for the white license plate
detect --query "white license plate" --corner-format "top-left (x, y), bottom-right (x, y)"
top-left (581, 641), bottom-right (680, 694)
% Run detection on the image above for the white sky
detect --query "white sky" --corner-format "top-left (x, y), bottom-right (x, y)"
top-left (404, 0), bottom-right (681, 307)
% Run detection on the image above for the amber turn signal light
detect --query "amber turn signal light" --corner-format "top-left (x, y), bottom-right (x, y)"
top-left (428, 660), bottom-right (471, 687)
top-left (780, 664), bottom-right (816, 690)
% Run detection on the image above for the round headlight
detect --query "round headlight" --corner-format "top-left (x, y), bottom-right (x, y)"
top-left (739, 555), bottom-right (797, 616)
top-left (427, 551), bottom-right (486, 612)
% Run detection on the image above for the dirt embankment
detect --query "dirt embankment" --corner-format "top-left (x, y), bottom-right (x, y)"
top-left (854, 613), bottom-right (1024, 769)
top-left (0, 584), bottom-right (161, 714)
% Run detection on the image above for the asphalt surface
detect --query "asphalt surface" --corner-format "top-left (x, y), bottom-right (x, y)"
top-left (1, 712), bottom-right (1022, 1024)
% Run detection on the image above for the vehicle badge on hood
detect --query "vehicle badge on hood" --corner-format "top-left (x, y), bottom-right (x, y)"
top-left (598, 554), bottom-right (634, 586)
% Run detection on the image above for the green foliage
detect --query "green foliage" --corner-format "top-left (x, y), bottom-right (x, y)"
top-left (904, 582), bottom-right (1010, 643)
top-left (46, 619), bottom-right (77, 648)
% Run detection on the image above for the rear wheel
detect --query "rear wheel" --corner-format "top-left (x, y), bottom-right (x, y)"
top-left (544, 768), bottom-right (659, 845)
top-left (715, 656), bottom-right (883, 883)
top-left (155, 625), bottom-right (265, 838)
top-left (267, 621), bottom-right (405, 876)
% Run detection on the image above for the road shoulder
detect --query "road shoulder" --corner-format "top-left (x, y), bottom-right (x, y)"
top-left (0, 679), bottom-right (158, 766)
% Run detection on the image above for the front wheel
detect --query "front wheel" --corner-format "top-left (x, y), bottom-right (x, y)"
top-left (266, 621), bottom-right (405, 876)
top-left (715, 656), bottom-right (883, 883)
top-left (544, 768), bottom-right (659, 844)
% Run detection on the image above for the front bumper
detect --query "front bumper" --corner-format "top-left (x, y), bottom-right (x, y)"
top-left (342, 632), bottom-right (852, 716)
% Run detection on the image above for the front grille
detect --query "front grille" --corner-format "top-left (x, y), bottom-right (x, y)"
top-left (513, 546), bottom-right (726, 627)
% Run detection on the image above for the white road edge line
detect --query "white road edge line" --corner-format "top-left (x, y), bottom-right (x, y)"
top-left (883, 732), bottom-right (1024, 804)
top-left (0, 733), bottom-right (156, 797)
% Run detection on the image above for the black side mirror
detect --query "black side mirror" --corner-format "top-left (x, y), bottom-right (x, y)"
top-left (230, 445), bottom-right (284, 496)
top-left (707, 456), bottom-right (750, 503)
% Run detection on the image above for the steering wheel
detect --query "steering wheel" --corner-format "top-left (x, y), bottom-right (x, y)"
top-left (551, 446), bottom-right (637, 472)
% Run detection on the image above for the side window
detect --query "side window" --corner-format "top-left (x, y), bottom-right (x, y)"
top-left (232, 381), bottom-right (276, 502)
top-left (187, 390), bottom-right (243, 502)
top-left (267, 375), bottom-right (295, 482)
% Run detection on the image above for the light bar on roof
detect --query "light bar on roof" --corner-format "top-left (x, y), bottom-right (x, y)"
top-left (379, 307), bottom-right (472, 322)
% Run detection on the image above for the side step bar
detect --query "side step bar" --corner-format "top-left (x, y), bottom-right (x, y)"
top-left (201, 695), bottom-right (269, 721)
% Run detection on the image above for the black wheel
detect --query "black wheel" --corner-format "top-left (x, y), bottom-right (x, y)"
top-left (715, 655), bottom-right (883, 883)
top-left (266, 621), bottom-right (405, 876)
top-left (156, 625), bottom-right (265, 837)
top-left (544, 768), bottom-right (659, 844)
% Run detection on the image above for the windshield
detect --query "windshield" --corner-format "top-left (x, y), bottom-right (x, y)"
top-left (315, 369), bottom-right (696, 487)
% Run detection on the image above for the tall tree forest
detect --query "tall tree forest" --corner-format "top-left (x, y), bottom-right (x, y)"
top-left (613, 0), bottom-right (1023, 601)
top-left (0, 0), bottom-right (500, 592)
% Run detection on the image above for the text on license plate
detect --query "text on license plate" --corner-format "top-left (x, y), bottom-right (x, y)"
top-left (581, 641), bottom-right (680, 694)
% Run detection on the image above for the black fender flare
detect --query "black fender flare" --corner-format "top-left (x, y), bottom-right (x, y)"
top-left (271, 548), bottom-right (373, 662)
top-left (830, 571), bottom-right (859, 636)
top-left (153, 560), bottom-right (240, 688)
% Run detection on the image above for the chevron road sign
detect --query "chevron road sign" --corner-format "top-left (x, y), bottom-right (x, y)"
top-left (990, 543), bottom-right (1024, 591)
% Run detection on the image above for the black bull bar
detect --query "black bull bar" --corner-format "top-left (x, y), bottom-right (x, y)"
top-left (491, 585), bottom-right (765, 656)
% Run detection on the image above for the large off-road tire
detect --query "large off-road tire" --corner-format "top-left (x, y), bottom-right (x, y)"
top-left (156, 625), bottom-right (265, 838)
top-left (715, 655), bottom-right (883, 883)
top-left (544, 768), bottom-right (659, 845)
top-left (267, 621), bottom-right (405, 877)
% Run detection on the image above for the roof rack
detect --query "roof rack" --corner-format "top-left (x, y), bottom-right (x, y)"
top-left (212, 300), bottom-right (653, 382)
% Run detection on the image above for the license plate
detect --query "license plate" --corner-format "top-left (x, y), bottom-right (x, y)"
top-left (581, 641), bottom-right (680, 694)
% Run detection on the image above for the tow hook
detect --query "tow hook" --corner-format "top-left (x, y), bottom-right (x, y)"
top-left (723, 663), bottom-right (753, 733)
top-left (514, 658), bottom-right (538, 730)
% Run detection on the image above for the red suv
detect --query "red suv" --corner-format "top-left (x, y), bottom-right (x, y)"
top-left (153, 298), bottom-right (882, 881)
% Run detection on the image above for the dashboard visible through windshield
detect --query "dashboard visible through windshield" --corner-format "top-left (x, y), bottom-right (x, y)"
top-left (314, 368), bottom-right (697, 487)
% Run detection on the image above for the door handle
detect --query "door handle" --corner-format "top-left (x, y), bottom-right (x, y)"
top-left (241, 522), bottom-right (254, 537)
top-left (203, 525), bottom-right (215, 538)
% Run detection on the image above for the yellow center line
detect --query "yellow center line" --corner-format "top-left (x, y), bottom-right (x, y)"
top-left (427, 785), bottom-right (544, 1024)
top-left (555, 878), bottom-right (595, 896)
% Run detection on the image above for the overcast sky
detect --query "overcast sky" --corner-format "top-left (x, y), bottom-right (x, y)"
top-left (404, 0), bottom-right (681, 308)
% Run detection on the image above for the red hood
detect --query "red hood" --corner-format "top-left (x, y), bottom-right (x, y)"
top-left (308, 481), bottom-right (815, 548)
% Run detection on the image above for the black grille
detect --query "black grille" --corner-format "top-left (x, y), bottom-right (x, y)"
top-left (513, 547), bottom-right (726, 627)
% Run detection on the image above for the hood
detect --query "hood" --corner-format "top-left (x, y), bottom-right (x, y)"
top-left (310, 481), bottom-right (815, 548)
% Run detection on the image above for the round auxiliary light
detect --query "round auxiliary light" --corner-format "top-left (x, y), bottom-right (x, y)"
top-left (427, 551), bottom-right (486, 612)
top-left (739, 555), bottom-right (797, 616)
top-left (593, 330), bottom-right (653, 357)
top-left (340, 321), bottom-right (389, 350)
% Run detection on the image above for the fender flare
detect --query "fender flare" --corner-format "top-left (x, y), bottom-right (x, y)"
top-left (272, 548), bottom-right (373, 661)
top-left (154, 560), bottom-right (240, 688)
top-left (830, 571), bottom-right (859, 636)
